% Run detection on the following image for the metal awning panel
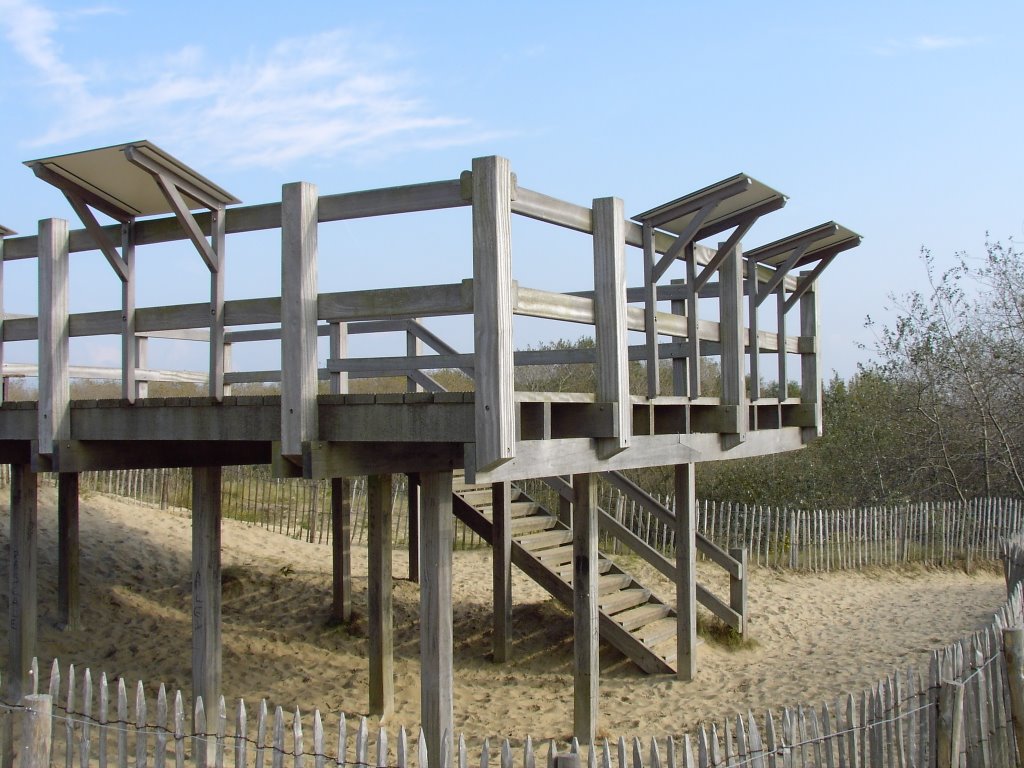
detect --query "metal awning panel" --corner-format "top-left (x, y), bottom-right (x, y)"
top-left (0, 225), bottom-right (15, 237)
top-left (633, 173), bottom-right (787, 241)
top-left (24, 140), bottom-right (240, 219)
top-left (747, 222), bottom-right (862, 268)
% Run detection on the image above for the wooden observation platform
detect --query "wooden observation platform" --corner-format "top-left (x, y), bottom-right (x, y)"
top-left (0, 144), bottom-right (860, 759)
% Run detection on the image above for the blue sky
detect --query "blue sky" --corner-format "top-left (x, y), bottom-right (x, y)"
top-left (1, 0), bottom-right (1021, 379)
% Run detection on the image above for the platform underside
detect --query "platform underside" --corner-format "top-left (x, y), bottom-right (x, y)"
top-left (0, 392), bottom-right (811, 480)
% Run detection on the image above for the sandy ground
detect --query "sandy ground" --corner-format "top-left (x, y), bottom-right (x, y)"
top-left (0, 486), bottom-right (1006, 743)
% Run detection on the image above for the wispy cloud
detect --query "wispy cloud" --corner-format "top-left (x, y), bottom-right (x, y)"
top-left (0, 0), bottom-right (496, 168)
top-left (874, 34), bottom-right (986, 56)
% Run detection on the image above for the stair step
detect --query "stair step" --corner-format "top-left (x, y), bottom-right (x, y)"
top-left (614, 603), bottom-right (672, 632)
top-left (553, 557), bottom-right (614, 579)
top-left (564, 573), bottom-right (633, 595)
top-left (535, 544), bottom-right (574, 565)
top-left (517, 530), bottom-right (573, 550)
top-left (599, 588), bottom-right (652, 615)
top-left (510, 501), bottom-right (541, 518)
top-left (456, 489), bottom-right (493, 504)
top-left (509, 515), bottom-right (558, 535)
top-left (634, 617), bottom-right (676, 647)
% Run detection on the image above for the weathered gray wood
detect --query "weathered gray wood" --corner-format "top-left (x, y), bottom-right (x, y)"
top-left (937, 681), bottom-right (964, 768)
top-left (331, 477), bottom-right (353, 622)
top-left (135, 680), bottom-right (148, 768)
top-left (120, 221), bottom-right (138, 402)
top-left (38, 218), bottom-right (71, 455)
top-left (642, 221), bottom-right (661, 399)
top-left (0, 234), bottom-right (7, 404)
top-left (729, 547), bottom-right (748, 634)
top-left (57, 473), bottom-right (80, 630)
top-left (675, 464), bottom-right (697, 681)
top-left (19, 693), bottom-right (52, 768)
top-left (592, 197), bottom-right (630, 457)
top-left (1002, 628), bottom-right (1024, 767)
top-left (421, 471), bottom-right (454, 768)
top-left (116, 678), bottom-right (127, 768)
top-left (471, 156), bottom-right (515, 472)
top-left (5, 464), bottom-right (38, 768)
top-left (328, 322), bottom-right (349, 395)
top-left (367, 474), bottom-right (394, 717)
top-left (492, 481), bottom-right (513, 663)
top-left (192, 467), bottom-right (223, 716)
top-left (747, 257), bottom-right (761, 400)
top-left (719, 239), bottom-right (747, 449)
top-left (573, 473), bottom-right (599, 746)
top-left (209, 207), bottom-right (226, 401)
top-left (799, 274), bottom-right (821, 444)
top-left (407, 473), bottom-right (421, 583)
top-left (281, 182), bottom-right (319, 459)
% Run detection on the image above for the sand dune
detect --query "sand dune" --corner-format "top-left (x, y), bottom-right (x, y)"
top-left (0, 485), bottom-right (1005, 743)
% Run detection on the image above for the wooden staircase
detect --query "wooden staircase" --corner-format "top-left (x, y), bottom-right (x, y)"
top-left (450, 477), bottom-right (680, 675)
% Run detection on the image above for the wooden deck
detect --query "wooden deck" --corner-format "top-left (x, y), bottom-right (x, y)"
top-left (0, 146), bottom-right (860, 761)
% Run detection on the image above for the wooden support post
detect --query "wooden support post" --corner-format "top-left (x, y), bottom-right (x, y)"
top-left (420, 470), bottom-right (454, 768)
top-left (19, 693), bottom-right (52, 768)
top-left (642, 222), bottom-right (660, 399)
top-left (121, 221), bottom-right (137, 403)
top-left (675, 463), bottom-right (697, 681)
top-left (367, 474), bottom-right (394, 717)
top-left (572, 472), bottom-right (598, 746)
top-left (1003, 627), bottom-right (1024, 764)
top-left (407, 321), bottom-right (423, 393)
top-left (747, 257), bottom-right (760, 401)
top-left (0, 232), bottom-right (6, 406)
top-left (329, 322), bottom-right (349, 396)
top-left (492, 481), bottom-right (513, 663)
top-left (719, 240), bottom-right (747, 450)
top-left (57, 472), bottom-right (80, 631)
top-left (593, 197), bottom-right (630, 458)
top-left (407, 473), bottom-right (420, 584)
top-left (775, 281), bottom-right (787, 398)
top-left (686, 243), bottom-right (701, 399)
top-left (729, 547), bottom-right (748, 635)
top-left (4, 464), bottom-right (38, 768)
top-left (799, 272), bottom-right (822, 443)
top-left (38, 218), bottom-right (70, 456)
top-left (280, 181), bottom-right (319, 459)
top-left (471, 156), bottom-right (515, 472)
top-left (134, 336), bottom-right (149, 400)
top-left (209, 208), bottom-right (226, 401)
top-left (937, 679), bottom-right (965, 768)
top-left (191, 466), bottom-right (222, 719)
top-left (331, 477), bottom-right (353, 622)
top-left (670, 279), bottom-right (687, 397)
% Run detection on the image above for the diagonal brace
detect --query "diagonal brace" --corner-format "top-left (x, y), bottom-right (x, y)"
top-left (62, 193), bottom-right (130, 282)
top-left (651, 198), bottom-right (719, 283)
top-left (692, 215), bottom-right (757, 293)
top-left (784, 253), bottom-right (837, 313)
top-left (754, 241), bottom-right (810, 307)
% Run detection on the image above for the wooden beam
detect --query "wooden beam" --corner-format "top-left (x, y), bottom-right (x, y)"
top-left (61, 192), bottom-right (130, 281)
top-left (492, 481), bottom-right (513, 663)
top-left (729, 547), bottom-right (748, 634)
top-left (367, 474), bottom-right (394, 717)
top-left (280, 182), bottom-right (319, 458)
top-left (307, 441), bottom-right (463, 478)
top-left (331, 477), bottom-right (353, 623)
top-left (419, 470), bottom-right (454, 768)
top-left (121, 222), bottom-right (137, 403)
top-left (800, 274), bottom-right (822, 444)
top-left (57, 473), bottom-right (80, 631)
top-left (675, 464), bottom-right (697, 681)
top-left (48, 440), bottom-right (272, 472)
top-left (572, 473), bottom-right (598, 746)
top-left (642, 222), bottom-right (660, 398)
top-left (192, 466), bottom-right (222, 719)
top-left (686, 244), bottom-right (701, 398)
top-left (7, 464), bottom-right (37, 708)
top-left (593, 197), bottom-right (630, 458)
top-left (0, 236), bottom-right (6, 406)
top-left (407, 473), bottom-right (420, 583)
top-left (209, 208), bottom-right (226, 401)
top-left (719, 240), bottom-right (748, 449)
top-left (472, 156), bottom-right (515, 472)
top-left (38, 218), bottom-right (70, 456)
top-left (319, 281), bottom-right (472, 323)
top-left (747, 257), bottom-right (760, 401)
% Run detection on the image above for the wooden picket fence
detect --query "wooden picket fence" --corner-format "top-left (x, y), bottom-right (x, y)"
top-left (0, 464), bottom-right (1019, 569)
top-left (5, 542), bottom-right (1024, 768)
